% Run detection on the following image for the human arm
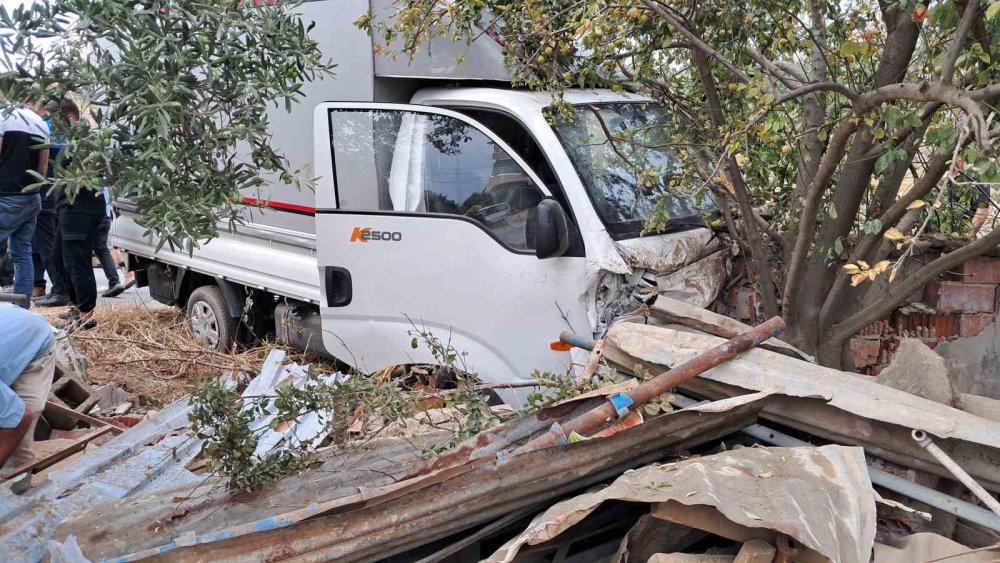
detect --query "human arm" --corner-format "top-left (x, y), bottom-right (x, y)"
top-left (36, 147), bottom-right (49, 177)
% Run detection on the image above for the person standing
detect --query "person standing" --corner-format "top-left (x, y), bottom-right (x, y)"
top-left (44, 100), bottom-right (103, 330)
top-left (0, 100), bottom-right (50, 308)
top-left (31, 101), bottom-right (63, 299)
top-left (0, 306), bottom-right (55, 475)
top-left (96, 186), bottom-right (125, 297)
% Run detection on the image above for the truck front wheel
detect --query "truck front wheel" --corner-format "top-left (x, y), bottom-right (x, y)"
top-left (186, 285), bottom-right (237, 353)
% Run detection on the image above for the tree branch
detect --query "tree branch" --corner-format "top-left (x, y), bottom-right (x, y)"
top-left (941, 0), bottom-right (981, 85)
top-left (774, 82), bottom-right (858, 104)
top-left (817, 150), bottom-right (953, 330)
top-left (856, 81), bottom-right (992, 152)
top-left (781, 117), bottom-right (859, 310)
top-left (641, 0), bottom-right (751, 83)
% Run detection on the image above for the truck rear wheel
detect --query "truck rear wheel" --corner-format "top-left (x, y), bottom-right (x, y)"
top-left (186, 285), bottom-right (237, 353)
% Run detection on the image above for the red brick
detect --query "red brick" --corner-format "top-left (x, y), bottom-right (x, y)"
top-left (960, 258), bottom-right (1000, 284)
top-left (849, 337), bottom-right (881, 369)
top-left (924, 282), bottom-right (996, 313)
top-left (959, 313), bottom-right (995, 338)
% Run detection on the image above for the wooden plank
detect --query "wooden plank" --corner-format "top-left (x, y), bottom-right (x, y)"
top-left (44, 400), bottom-right (125, 434)
top-left (734, 539), bottom-right (777, 563)
top-left (2, 426), bottom-right (114, 481)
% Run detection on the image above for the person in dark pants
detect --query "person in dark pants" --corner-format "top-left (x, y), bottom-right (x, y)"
top-left (94, 199), bottom-right (124, 297)
top-left (0, 239), bottom-right (13, 290)
top-left (31, 103), bottom-right (63, 299)
top-left (55, 189), bottom-right (105, 329)
top-left (30, 196), bottom-right (57, 298)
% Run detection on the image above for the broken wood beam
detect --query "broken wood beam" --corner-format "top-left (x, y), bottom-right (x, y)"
top-left (517, 317), bottom-right (785, 453)
top-left (44, 400), bottom-right (124, 435)
top-left (2, 426), bottom-right (114, 481)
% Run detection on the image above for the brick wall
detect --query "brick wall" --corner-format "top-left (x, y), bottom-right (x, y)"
top-left (718, 257), bottom-right (1000, 375)
top-left (849, 258), bottom-right (1000, 375)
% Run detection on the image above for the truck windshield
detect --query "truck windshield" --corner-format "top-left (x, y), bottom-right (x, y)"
top-left (551, 102), bottom-right (706, 239)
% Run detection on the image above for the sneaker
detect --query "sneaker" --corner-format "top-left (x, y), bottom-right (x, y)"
top-left (102, 283), bottom-right (126, 298)
top-left (57, 307), bottom-right (81, 320)
top-left (36, 293), bottom-right (71, 307)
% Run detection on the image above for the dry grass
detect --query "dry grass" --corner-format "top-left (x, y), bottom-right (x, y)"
top-left (39, 303), bottom-right (337, 408)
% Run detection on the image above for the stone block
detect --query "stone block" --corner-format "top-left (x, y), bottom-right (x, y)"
top-left (924, 282), bottom-right (995, 313)
top-left (960, 258), bottom-right (1000, 284)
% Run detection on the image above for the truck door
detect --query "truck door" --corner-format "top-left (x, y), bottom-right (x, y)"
top-left (312, 103), bottom-right (588, 396)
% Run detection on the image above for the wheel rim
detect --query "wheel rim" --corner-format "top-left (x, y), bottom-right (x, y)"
top-left (189, 301), bottom-right (221, 349)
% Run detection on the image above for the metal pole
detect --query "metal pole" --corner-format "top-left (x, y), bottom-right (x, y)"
top-left (668, 394), bottom-right (1000, 532)
top-left (517, 316), bottom-right (785, 454)
top-left (912, 429), bottom-right (1000, 517)
top-left (558, 331), bottom-right (597, 352)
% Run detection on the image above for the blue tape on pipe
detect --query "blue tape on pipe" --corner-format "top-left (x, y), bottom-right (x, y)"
top-left (608, 393), bottom-right (633, 418)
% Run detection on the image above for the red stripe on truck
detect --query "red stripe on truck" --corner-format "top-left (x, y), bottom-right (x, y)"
top-left (239, 197), bottom-right (316, 216)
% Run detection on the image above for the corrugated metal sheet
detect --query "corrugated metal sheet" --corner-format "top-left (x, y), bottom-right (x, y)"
top-left (0, 398), bottom-right (198, 562)
top-left (75, 393), bottom-right (769, 562)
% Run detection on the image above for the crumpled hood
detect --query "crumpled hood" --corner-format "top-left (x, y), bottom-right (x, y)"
top-left (613, 228), bottom-right (724, 273)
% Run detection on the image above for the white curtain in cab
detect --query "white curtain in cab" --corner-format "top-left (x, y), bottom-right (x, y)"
top-left (388, 113), bottom-right (428, 212)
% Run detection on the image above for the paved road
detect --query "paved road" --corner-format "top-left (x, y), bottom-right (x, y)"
top-left (35, 267), bottom-right (166, 310)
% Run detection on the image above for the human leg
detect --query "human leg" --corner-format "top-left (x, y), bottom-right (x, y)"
top-left (94, 216), bottom-right (120, 287)
top-left (0, 196), bottom-right (41, 307)
top-left (61, 209), bottom-right (102, 314)
top-left (32, 209), bottom-right (56, 295)
top-left (1, 347), bottom-right (55, 471)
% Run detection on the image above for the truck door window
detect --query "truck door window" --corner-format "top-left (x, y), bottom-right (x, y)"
top-left (330, 109), bottom-right (547, 252)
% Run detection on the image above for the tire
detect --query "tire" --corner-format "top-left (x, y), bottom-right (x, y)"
top-left (186, 285), bottom-right (237, 353)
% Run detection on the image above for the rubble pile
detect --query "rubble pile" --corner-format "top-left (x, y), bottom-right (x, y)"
top-left (3, 297), bottom-right (1000, 562)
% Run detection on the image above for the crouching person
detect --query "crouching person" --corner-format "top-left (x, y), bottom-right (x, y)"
top-left (0, 306), bottom-right (55, 475)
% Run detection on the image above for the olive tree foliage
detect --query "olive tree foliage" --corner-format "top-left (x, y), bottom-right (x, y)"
top-left (1, 0), bottom-right (332, 249)
top-left (365, 0), bottom-right (1000, 367)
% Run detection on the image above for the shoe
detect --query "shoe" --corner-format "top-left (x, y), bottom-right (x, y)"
top-left (123, 278), bottom-right (136, 290)
top-left (31, 287), bottom-right (46, 298)
top-left (102, 283), bottom-right (125, 298)
top-left (59, 316), bottom-right (96, 332)
top-left (36, 293), bottom-right (71, 307)
top-left (57, 307), bottom-right (81, 320)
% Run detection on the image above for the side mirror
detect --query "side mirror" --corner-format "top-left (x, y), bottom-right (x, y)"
top-left (535, 199), bottom-right (570, 259)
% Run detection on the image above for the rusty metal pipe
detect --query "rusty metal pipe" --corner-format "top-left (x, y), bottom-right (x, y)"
top-left (517, 316), bottom-right (786, 454)
top-left (912, 429), bottom-right (1000, 517)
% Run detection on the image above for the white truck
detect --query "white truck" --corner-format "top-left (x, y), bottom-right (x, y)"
top-left (113, 0), bottom-right (728, 398)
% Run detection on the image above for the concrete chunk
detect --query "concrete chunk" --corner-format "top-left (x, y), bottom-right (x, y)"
top-left (874, 339), bottom-right (959, 406)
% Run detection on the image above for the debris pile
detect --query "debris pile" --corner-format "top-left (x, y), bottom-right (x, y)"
top-left (4, 297), bottom-right (1000, 562)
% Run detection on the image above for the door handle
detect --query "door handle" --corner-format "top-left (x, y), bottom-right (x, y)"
top-left (325, 267), bottom-right (352, 307)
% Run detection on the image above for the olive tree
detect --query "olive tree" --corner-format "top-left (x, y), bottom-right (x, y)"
top-left (366, 0), bottom-right (1000, 367)
top-left (1, 0), bottom-right (332, 249)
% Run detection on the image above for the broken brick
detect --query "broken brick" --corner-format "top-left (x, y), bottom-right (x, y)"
top-left (924, 282), bottom-right (996, 313)
top-left (959, 313), bottom-right (995, 338)
top-left (960, 258), bottom-right (1000, 284)
top-left (849, 337), bottom-right (881, 369)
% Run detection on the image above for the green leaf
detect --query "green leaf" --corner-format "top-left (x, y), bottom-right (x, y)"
top-left (987, 1), bottom-right (1000, 20)
top-left (833, 238), bottom-right (844, 256)
top-left (828, 206), bottom-right (838, 220)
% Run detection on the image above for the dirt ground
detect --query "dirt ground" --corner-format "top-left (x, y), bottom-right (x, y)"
top-left (39, 303), bottom-right (337, 408)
